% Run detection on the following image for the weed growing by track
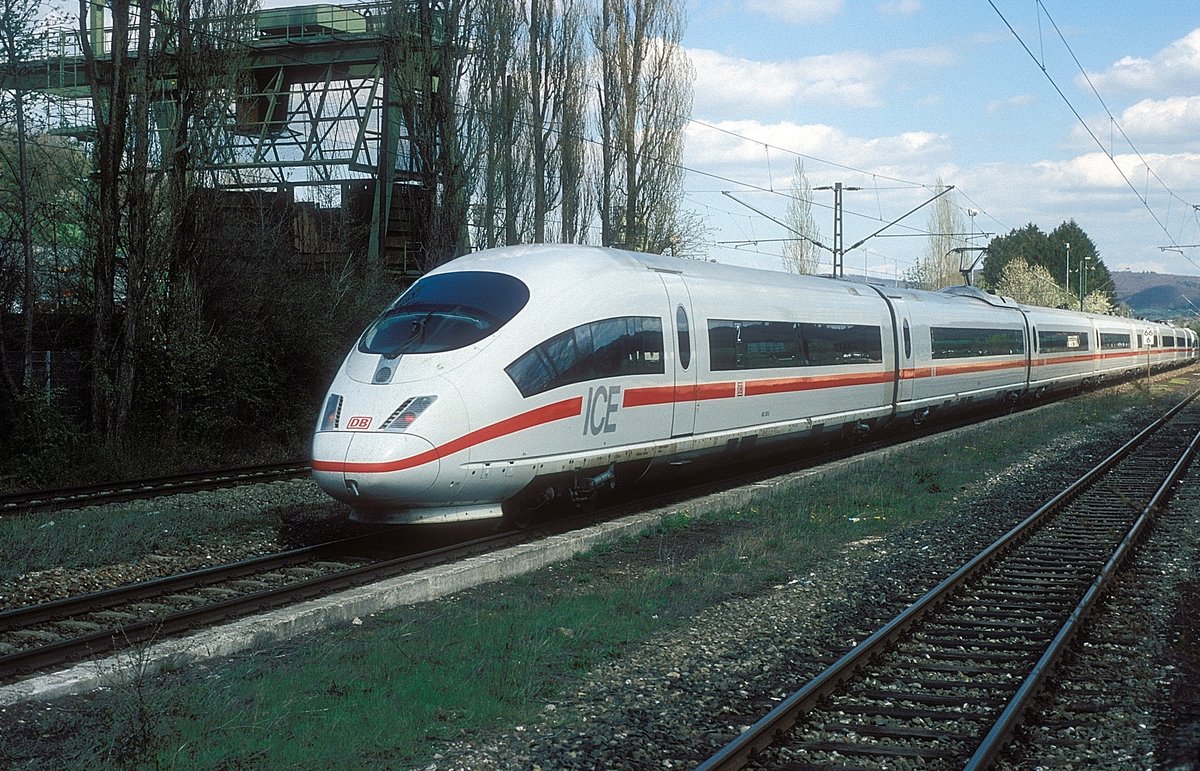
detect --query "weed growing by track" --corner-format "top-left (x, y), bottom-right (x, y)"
top-left (0, 486), bottom-right (341, 586)
top-left (0, 381), bottom-right (1182, 768)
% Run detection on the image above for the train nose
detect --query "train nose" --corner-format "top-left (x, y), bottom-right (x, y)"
top-left (312, 431), bottom-right (441, 504)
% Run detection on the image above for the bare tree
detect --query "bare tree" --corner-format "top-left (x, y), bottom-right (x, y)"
top-left (467, 0), bottom-right (530, 248)
top-left (386, 0), bottom-right (474, 269)
top-left (550, 0), bottom-right (590, 243)
top-left (0, 0), bottom-right (41, 395)
top-left (781, 158), bottom-right (820, 274)
top-left (907, 176), bottom-right (964, 290)
top-left (527, 0), bottom-right (589, 243)
top-left (76, 0), bottom-right (260, 438)
top-left (78, 0), bottom-right (137, 437)
top-left (592, 0), bottom-right (693, 253)
top-left (468, 0), bottom-right (590, 247)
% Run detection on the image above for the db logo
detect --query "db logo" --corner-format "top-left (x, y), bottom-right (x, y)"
top-left (347, 416), bottom-right (372, 429)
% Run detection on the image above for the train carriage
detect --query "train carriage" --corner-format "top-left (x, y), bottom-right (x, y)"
top-left (894, 286), bottom-right (1029, 418)
top-left (1090, 315), bottom-right (1141, 380)
top-left (1022, 305), bottom-right (1102, 395)
top-left (311, 244), bottom-right (1196, 525)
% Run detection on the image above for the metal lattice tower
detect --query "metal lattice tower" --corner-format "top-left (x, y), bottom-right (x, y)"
top-left (9, 1), bottom-right (437, 274)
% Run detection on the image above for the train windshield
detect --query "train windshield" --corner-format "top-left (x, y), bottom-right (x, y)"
top-left (359, 271), bottom-right (530, 356)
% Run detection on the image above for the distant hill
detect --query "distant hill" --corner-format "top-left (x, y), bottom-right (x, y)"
top-left (1110, 271), bottom-right (1200, 320)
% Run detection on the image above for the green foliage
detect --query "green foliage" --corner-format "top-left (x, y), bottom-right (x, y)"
top-left (0, 389), bottom-right (81, 486)
top-left (980, 220), bottom-right (1115, 305)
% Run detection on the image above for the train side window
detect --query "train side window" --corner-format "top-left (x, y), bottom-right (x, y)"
top-left (930, 327), bottom-right (1025, 359)
top-left (1037, 330), bottom-right (1089, 353)
top-left (506, 316), bottom-right (665, 398)
top-left (802, 322), bottom-right (883, 366)
top-left (1100, 332), bottom-right (1132, 350)
top-left (902, 319), bottom-right (912, 359)
top-left (676, 306), bottom-right (691, 370)
top-left (707, 318), bottom-right (882, 370)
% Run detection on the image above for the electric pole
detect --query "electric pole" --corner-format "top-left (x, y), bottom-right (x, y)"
top-left (815, 182), bottom-right (861, 277)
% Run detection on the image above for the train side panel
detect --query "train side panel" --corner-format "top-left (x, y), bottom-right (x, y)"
top-left (901, 288), bottom-right (1029, 415)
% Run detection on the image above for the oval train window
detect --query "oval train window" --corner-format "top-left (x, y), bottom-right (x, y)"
top-left (676, 305), bottom-right (691, 370)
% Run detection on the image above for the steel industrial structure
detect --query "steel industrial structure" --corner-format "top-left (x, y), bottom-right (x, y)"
top-left (8, 1), bottom-right (438, 274)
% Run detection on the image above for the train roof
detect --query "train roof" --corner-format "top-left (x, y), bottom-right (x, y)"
top-left (435, 244), bottom-right (951, 301)
top-left (433, 246), bottom-right (1161, 325)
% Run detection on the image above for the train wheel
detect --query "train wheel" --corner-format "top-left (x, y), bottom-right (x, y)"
top-left (501, 485), bottom-right (556, 529)
top-left (501, 498), bottom-right (537, 529)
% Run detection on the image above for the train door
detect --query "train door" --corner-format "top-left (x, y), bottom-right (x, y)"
top-left (657, 271), bottom-right (697, 437)
top-left (872, 289), bottom-right (913, 407)
top-left (895, 305), bottom-right (914, 405)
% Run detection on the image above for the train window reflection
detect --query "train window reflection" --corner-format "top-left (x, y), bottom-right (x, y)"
top-left (359, 272), bottom-right (530, 356)
top-left (930, 327), bottom-right (1024, 359)
top-left (1100, 333), bottom-right (1132, 350)
top-left (1037, 330), bottom-right (1090, 353)
top-left (506, 316), bottom-right (665, 397)
top-left (677, 306), bottom-right (691, 370)
top-left (707, 319), bottom-right (883, 371)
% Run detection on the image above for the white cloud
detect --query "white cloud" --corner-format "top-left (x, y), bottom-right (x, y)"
top-left (1116, 96), bottom-right (1200, 150)
top-left (877, 0), bottom-right (921, 16)
top-left (685, 119), bottom-right (949, 192)
top-left (986, 94), bottom-right (1036, 114)
top-left (690, 48), bottom-right (886, 113)
top-left (744, 0), bottom-right (842, 25)
top-left (689, 46), bottom-right (953, 118)
top-left (1084, 27), bottom-right (1200, 94)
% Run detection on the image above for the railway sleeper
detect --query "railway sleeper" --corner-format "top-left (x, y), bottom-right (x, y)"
top-left (920, 622), bottom-right (1052, 637)
top-left (792, 739), bottom-right (960, 760)
top-left (51, 619), bottom-right (106, 634)
top-left (811, 720), bottom-right (978, 743)
top-left (911, 633), bottom-right (1047, 649)
top-left (953, 594), bottom-right (1075, 610)
top-left (854, 689), bottom-right (1010, 708)
top-left (891, 660), bottom-right (1019, 677)
top-left (932, 616), bottom-right (1049, 631)
top-left (6, 629), bottom-right (62, 643)
top-left (869, 676), bottom-right (1018, 693)
top-left (826, 702), bottom-right (994, 722)
top-left (900, 647), bottom-right (1032, 663)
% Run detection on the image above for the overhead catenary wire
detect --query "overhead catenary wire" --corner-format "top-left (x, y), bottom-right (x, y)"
top-left (988, 0), bottom-right (1200, 274)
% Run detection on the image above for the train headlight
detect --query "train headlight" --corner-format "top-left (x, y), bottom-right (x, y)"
top-left (381, 395), bottom-right (437, 432)
top-left (318, 394), bottom-right (343, 431)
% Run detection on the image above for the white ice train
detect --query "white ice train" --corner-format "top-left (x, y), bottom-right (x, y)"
top-left (311, 244), bottom-right (1198, 525)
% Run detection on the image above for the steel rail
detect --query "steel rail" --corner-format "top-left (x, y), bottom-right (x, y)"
top-left (695, 386), bottom-right (1200, 771)
top-left (0, 525), bottom-right (540, 681)
top-left (964, 405), bottom-right (1200, 769)
top-left (0, 460), bottom-right (311, 516)
top-left (0, 530), bottom-right (390, 632)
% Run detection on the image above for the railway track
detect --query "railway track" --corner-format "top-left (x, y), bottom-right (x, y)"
top-left (0, 460), bottom-right (311, 516)
top-left (0, 525), bottom-right (547, 682)
top-left (1, 372), bottom-right (1173, 521)
top-left (697, 386), bottom-right (1200, 770)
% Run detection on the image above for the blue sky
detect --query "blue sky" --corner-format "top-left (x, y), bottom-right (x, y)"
top-left (681, 0), bottom-right (1200, 279)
